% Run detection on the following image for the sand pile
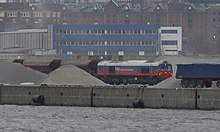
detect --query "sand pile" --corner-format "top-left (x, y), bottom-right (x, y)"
top-left (154, 55), bottom-right (220, 88)
top-left (41, 64), bottom-right (107, 86)
top-left (0, 62), bottom-right (47, 85)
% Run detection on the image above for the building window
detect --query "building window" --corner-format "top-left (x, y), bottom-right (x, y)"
top-left (165, 50), bottom-right (178, 52)
top-left (21, 12), bottom-right (30, 17)
top-left (162, 40), bottom-right (178, 45)
top-left (161, 30), bottom-right (178, 34)
top-left (118, 51), bottom-right (124, 56)
top-left (7, 12), bottom-right (17, 17)
top-left (139, 51), bottom-right (145, 56)
top-left (33, 12), bottom-right (43, 17)
top-left (104, 51), bottom-right (107, 55)
top-left (88, 51), bottom-right (94, 56)
top-left (57, 12), bottom-right (61, 18)
top-left (67, 51), bottom-right (73, 55)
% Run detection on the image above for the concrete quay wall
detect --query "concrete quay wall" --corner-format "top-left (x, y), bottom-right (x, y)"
top-left (0, 85), bottom-right (92, 106)
top-left (0, 85), bottom-right (220, 110)
top-left (92, 86), bottom-right (143, 108)
top-left (142, 88), bottom-right (196, 109)
top-left (197, 89), bottom-right (220, 110)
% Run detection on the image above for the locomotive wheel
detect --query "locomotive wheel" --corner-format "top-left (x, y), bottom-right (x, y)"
top-left (189, 80), bottom-right (197, 88)
top-left (147, 77), bottom-right (153, 86)
top-left (122, 78), bottom-right (127, 85)
top-left (181, 79), bottom-right (189, 88)
top-left (112, 78), bottom-right (120, 85)
top-left (152, 77), bottom-right (159, 85)
top-left (139, 78), bottom-right (146, 85)
top-left (108, 78), bottom-right (114, 85)
top-left (216, 81), bottom-right (220, 88)
top-left (197, 80), bottom-right (205, 88)
top-left (205, 81), bottom-right (212, 88)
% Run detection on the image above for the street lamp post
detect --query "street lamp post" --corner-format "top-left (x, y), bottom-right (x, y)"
top-left (213, 35), bottom-right (216, 55)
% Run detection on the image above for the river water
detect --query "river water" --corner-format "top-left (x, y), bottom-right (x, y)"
top-left (0, 105), bottom-right (220, 132)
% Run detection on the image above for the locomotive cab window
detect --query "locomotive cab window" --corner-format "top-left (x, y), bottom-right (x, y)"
top-left (166, 65), bottom-right (172, 70)
top-left (159, 64), bottom-right (172, 70)
top-left (160, 65), bottom-right (165, 70)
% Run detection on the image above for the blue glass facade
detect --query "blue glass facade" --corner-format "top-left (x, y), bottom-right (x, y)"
top-left (52, 24), bottom-right (160, 60)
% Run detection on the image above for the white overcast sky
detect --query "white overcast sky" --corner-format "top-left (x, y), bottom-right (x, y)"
top-left (0, 0), bottom-right (6, 2)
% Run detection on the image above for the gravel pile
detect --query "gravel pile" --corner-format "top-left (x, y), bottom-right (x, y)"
top-left (154, 55), bottom-right (220, 88)
top-left (0, 62), bottom-right (47, 85)
top-left (41, 64), bottom-right (108, 86)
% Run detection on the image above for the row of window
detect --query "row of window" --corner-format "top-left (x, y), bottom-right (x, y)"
top-left (55, 29), bottom-right (158, 35)
top-left (56, 41), bottom-right (157, 46)
top-left (0, 11), bottom-right (61, 18)
top-left (66, 51), bottom-right (150, 56)
top-left (65, 54), bottom-right (146, 61)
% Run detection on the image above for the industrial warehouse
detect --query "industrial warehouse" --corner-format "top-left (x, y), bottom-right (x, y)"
top-left (0, 24), bottom-right (182, 61)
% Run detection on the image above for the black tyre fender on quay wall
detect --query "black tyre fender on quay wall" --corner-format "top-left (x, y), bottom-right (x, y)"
top-left (132, 99), bottom-right (144, 108)
top-left (32, 95), bottom-right (45, 105)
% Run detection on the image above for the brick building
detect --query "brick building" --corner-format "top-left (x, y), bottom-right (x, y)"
top-left (0, 0), bottom-right (219, 55)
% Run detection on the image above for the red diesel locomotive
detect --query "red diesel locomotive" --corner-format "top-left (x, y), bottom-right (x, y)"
top-left (97, 60), bottom-right (173, 85)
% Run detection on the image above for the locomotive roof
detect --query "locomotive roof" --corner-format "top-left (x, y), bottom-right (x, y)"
top-left (98, 60), bottom-right (168, 66)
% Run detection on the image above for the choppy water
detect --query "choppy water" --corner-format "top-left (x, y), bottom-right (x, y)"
top-left (0, 105), bottom-right (220, 132)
